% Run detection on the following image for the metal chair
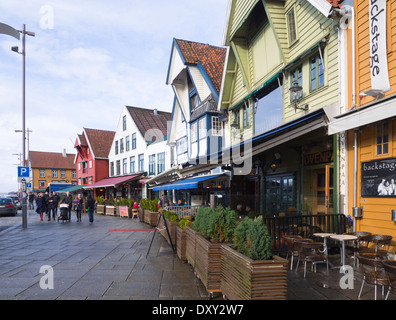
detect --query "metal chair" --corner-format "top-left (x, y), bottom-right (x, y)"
top-left (382, 260), bottom-right (396, 300)
top-left (132, 208), bottom-right (139, 219)
top-left (359, 234), bottom-right (392, 258)
top-left (283, 235), bottom-right (303, 270)
top-left (357, 253), bottom-right (388, 300)
top-left (344, 232), bottom-right (371, 267)
top-left (294, 240), bottom-right (328, 278)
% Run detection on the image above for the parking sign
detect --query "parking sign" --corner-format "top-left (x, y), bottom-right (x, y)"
top-left (18, 166), bottom-right (30, 177)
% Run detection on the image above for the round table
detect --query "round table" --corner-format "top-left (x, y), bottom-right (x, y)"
top-left (330, 234), bottom-right (357, 269)
top-left (313, 233), bottom-right (335, 255)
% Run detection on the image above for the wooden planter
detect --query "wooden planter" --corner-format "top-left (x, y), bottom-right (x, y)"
top-left (96, 204), bottom-right (105, 215)
top-left (105, 205), bottom-right (116, 216)
top-left (175, 226), bottom-right (187, 262)
top-left (143, 210), bottom-right (159, 226)
top-left (185, 226), bottom-right (198, 268)
top-left (138, 208), bottom-right (144, 222)
top-left (220, 245), bottom-right (288, 300)
top-left (195, 234), bottom-right (222, 294)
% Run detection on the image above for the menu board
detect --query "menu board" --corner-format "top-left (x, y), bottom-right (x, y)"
top-left (361, 158), bottom-right (396, 197)
top-left (119, 206), bottom-right (129, 217)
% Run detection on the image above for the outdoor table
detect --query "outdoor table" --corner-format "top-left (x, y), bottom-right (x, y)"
top-left (330, 234), bottom-right (357, 271)
top-left (314, 233), bottom-right (336, 269)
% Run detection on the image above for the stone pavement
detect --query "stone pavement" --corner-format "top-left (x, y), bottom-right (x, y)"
top-left (0, 210), bottom-right (395, 301)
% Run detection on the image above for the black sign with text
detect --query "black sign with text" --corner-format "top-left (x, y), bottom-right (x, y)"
top-left (361, 158), bottom-right (396, 197)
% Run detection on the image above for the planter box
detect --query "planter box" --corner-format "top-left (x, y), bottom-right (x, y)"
top-left (144, 210), bottom-right (159, 226)
top-left (138, 208), bottom-right (144, 222)
top-left (221, 245), bottom-right (288, 300)
top-left (185, 226), bottom-right (198, 268)
top-left (158, 217), bottom-right (178, 246)
top-left (105, 205), bottom-right (116, 216)
top-left (96, 204), bottom-right (105, 215)
top-left (195, 234), bottom-right (222, 294)
top-left (175, 226), bottom-right (187, 262)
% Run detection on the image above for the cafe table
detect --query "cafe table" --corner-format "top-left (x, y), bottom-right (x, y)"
top-left (330, 234), bottom-right (357, 270)
top-left (313, 233), bottom-right (336, 269)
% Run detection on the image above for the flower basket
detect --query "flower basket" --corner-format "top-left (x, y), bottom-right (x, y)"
top-left (220, 245), bottom-right (288, 300)
top-left (175, 225), bottom-right (187, 262)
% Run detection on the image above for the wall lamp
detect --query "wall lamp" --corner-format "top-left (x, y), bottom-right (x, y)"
top-left (290, 81), bottom-right (309, 112)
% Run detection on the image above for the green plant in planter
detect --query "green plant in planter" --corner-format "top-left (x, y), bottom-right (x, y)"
top-left (107, 197), bottom-right (115, 206)
top-left (179, 219), bottom-right (188, 230)
top-left (233, 216), bottom-right (272, 260)
top-left (96, 196), bottom-right (105, 205)
top-left (169, 213), bottom-right (179, 222)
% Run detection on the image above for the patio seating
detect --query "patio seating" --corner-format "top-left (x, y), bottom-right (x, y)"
top-left (283, 235), bottom-right (303, 270)
top-left (344, 231), bottom-right (371, 266)
top-left (382, 260), bottom-right (396, 300)
top-left (357, 253), bottom-right (388, 300)
top-left (294, 240), bottom-right (328, 278)
top-left (359, 234), bottom-right (392, 258)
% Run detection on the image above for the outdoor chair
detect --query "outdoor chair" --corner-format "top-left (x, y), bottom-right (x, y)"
top-left (382, 260), bottom-right (396, 300)
top-left (357, 253), bottom-right (388, 300)
top-left (344, 232), bottom-right (371, 267)
top-left (132, 208), bottom-right (139, 219)
top-left (294, 240), bottom-right (328, 278)
top-left (283, 235), bottom-right (303, 270)
top-left (359, 234), bottom-right (392, 258)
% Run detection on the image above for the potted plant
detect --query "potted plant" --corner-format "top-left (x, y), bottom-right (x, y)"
top-left (192, 206), bottom-right (237, 297)
top-left (96, 196), bottom-right (105, 215)
top-left (105, 197), bottom-right (116, 216)
top-left (220, 216), bottom-right (289, 300)
top-left (141, 199), bottom-right (159, 226)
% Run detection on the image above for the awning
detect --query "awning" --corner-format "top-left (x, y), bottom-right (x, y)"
top-left (84, 174), bottom-right (141, 189)
top-left (152, 174), bottom-right (225, 191)
top-left (328, 96), bottom-right (396, 135)
top-left (57, 185), bottom-right (84, 193)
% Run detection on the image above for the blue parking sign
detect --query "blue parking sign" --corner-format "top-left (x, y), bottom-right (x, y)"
top-left (18, 166), bottom-right (30, 177)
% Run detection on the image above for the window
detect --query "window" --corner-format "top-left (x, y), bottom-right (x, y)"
top-left (115, 141), bottom-right (119, 155)
top-left (116, 160), bottom-right (121, 176)
top-left (157, 152), bottom-right (165, 174)
top-left (82, 162), bottom-right (87, 174)
top-left (39, 180), bottom-right (46, 189)
top-left (138, 154), bottom-right (144, 172)
top-left (290, 66), bottom-right (302, 101)
top-left (149, 154), bottom-right (156, 176)
top-left (72, 171), bottom-right (76, 179)
top-left (39, 170), bottom-right (45, 178)
top-left (122, 158), bottom-right (127, 174)
top-left (126, 135), bottom-right (130, 152)
top-left (191, 122), bottom-right (197, 142)
top-left (89, 160), bottom-right (93, 169)
top-left (199, 118), bottom-right (206, 138)
top-left (110, 162), bottom-right (114, 177)
top-left (212, 117), bottom-right (222, 136)
top-left (286, 6), bottom-right (297, 45)
top-left (123, 115), bottom-right (127, 131)
top-left (376, 121), bottom-right (389, 155)
top-left (190, 91), bottom-right (200, 110)
top-left (233, 109), bottom-right (240, 129)
top-left (60, 170), bottom-right (66, 179)
top-left (130, 156), bottom-right (135, 173)
top-left (266, 174), bottom-right (296, 215)
top-left (120, 138), bottom-right (124, 153)
top-left (132, 133), bottom-right (137, 150)
top-left (52, 170), bottom-right (58, 178)
top-left (243, 104), bottom-right (250, 128)
top-left (310, 53), bottom-right (324, 91)
top-left (177, 137), bottom-right (188, 155)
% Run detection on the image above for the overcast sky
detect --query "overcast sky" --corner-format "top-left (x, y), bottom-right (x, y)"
top-left (0, 0), bottom-right (229, 193)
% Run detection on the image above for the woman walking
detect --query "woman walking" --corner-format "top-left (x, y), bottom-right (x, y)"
top-left (35, 193), bottom-right (45, 221)
top-left (75, 194), bottom-right (84, 222)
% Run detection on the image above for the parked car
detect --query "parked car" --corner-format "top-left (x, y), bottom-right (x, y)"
top-left (9, 196), bottom-right (21, 210)
top-left (0, 198), bottom-right (17, 216)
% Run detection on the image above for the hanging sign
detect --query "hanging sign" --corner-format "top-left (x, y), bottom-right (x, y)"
top-left (369, 0), bottom-right (390, 92)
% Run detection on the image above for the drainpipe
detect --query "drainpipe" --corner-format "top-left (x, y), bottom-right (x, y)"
top-left (353, 129), bottom-right (358, 232)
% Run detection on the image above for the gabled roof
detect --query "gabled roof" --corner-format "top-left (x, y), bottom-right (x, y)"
top-left (126, 106), bottom-right (171, 140)
top-left (174, 39), bottom-right (227, 94)
top-left (30, 151), bottom-right (75, 170)
top-left (83, 128), bottom-right (115, 159)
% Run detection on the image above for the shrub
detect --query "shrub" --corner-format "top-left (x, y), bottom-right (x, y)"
top-left (169, 213), bottom-right (179, 222)
top-left (233, 216), bottom-right (272, 260)
top-left (179, 219), bottom-right (188, 230)
top-left (96, 196), bottom-right (105, 205)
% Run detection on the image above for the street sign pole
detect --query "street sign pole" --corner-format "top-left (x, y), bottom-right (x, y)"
top-left (18, 166), bottom-right (29, 229)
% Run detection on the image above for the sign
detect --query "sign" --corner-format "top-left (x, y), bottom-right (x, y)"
top-left (18, 166), bottom-right (30, 177)
top-left (369, 0), bottom-right (390, 92)
top-left (361, 158), bottom-right (396, 197)
top-left (119, 206), bottom-right (129, 218)
top-left (303, 151), bottom-right (333, 166)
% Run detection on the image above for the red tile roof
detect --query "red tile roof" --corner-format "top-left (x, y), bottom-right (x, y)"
top-left (30, 151), bottom-right (75, 170)
top-left (327, 0), bottom-right (343, 8)
top-left (83, 128), bottom-right (115, 159)
top-left (175, 39), bottom-right (227, 94)
top-left (127, 106), bottom-right (171, 140)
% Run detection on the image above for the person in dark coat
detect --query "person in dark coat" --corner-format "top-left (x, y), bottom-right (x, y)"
top-left (86, 195), bottom-right (95, 224)
top-left (35, 193), bottom-right (45, 221)
top-left (43, 191), bottom-right (49, 218)
top-left (75, 194), bottom-right (84, 222)
top-left (60, 192), bottom-right (73, 220)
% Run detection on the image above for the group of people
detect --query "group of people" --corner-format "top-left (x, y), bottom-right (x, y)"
top-left (236, 204), bottom-right (252, 219)
top-left (377, 178), bottom-right (396, 196)
top-left (34, 191), bottom-right (95, 223)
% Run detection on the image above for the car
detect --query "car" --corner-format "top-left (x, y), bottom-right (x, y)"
top-left (0, 198), bottom-right (17, 216)
top-left (9, 196), bottom-right (21, 210)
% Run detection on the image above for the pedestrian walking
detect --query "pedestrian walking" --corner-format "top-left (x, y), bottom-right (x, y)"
top-left (86, 195), bottom-right (95, 224)
top-left (75, 194), bottom-right (84, 222)
top-left (43, 191), bottom-right (49, 219)
top-left (52, 192), bottom-right (60, 218)
top-left (28, 192), bottom-right (35, 210)
top-left (35, 193), bottom-right (45, 221)
top-left (60, 191), bottom-right (73, 221)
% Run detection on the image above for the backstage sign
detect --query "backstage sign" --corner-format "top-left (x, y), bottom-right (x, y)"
top-left (361, 158), bottom-right (396, 197)
top-left (369, 0), bottom-right (390, 92)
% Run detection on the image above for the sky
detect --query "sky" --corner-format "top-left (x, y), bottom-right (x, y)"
top-left (0, 0), bottom-right (230, 193)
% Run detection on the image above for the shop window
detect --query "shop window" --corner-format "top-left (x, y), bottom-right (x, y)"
top-left (266, 174), bottom-right (296, 216)
top-left (376, 121), bottom-right (389, 155)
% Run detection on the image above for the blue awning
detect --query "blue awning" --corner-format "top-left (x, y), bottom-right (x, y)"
top-left (152, 174), bottom-right (224, 191)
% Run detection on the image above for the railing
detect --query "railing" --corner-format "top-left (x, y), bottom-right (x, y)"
top-left (263, 214), bottom-right (348, 254)
top-left (164, 205), bottom-right (200, 220)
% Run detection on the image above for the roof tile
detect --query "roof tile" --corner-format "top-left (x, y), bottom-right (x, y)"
top-left (30, 151), bottom-right (75, 170)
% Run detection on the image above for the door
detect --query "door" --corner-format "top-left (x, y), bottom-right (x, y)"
top-left (314, 165), bottom-right (334, 215)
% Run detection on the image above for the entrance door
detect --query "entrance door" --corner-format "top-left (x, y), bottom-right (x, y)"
top-left (314, 165), bottom-right (334, 214)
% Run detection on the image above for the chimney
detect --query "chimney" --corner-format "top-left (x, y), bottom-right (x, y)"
top-left (62, 148), bottom-right (67, 157)
top-left (153, 108), bottom-right (158, 115)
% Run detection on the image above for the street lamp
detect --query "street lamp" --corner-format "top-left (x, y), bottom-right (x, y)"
top-left (15, 128), bottom-right (32, 163)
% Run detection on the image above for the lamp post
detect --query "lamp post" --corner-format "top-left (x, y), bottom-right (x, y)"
top-left (1, 23), bottom-right (35, 229)
top-left (15, 128), bottom-right (32, 163)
